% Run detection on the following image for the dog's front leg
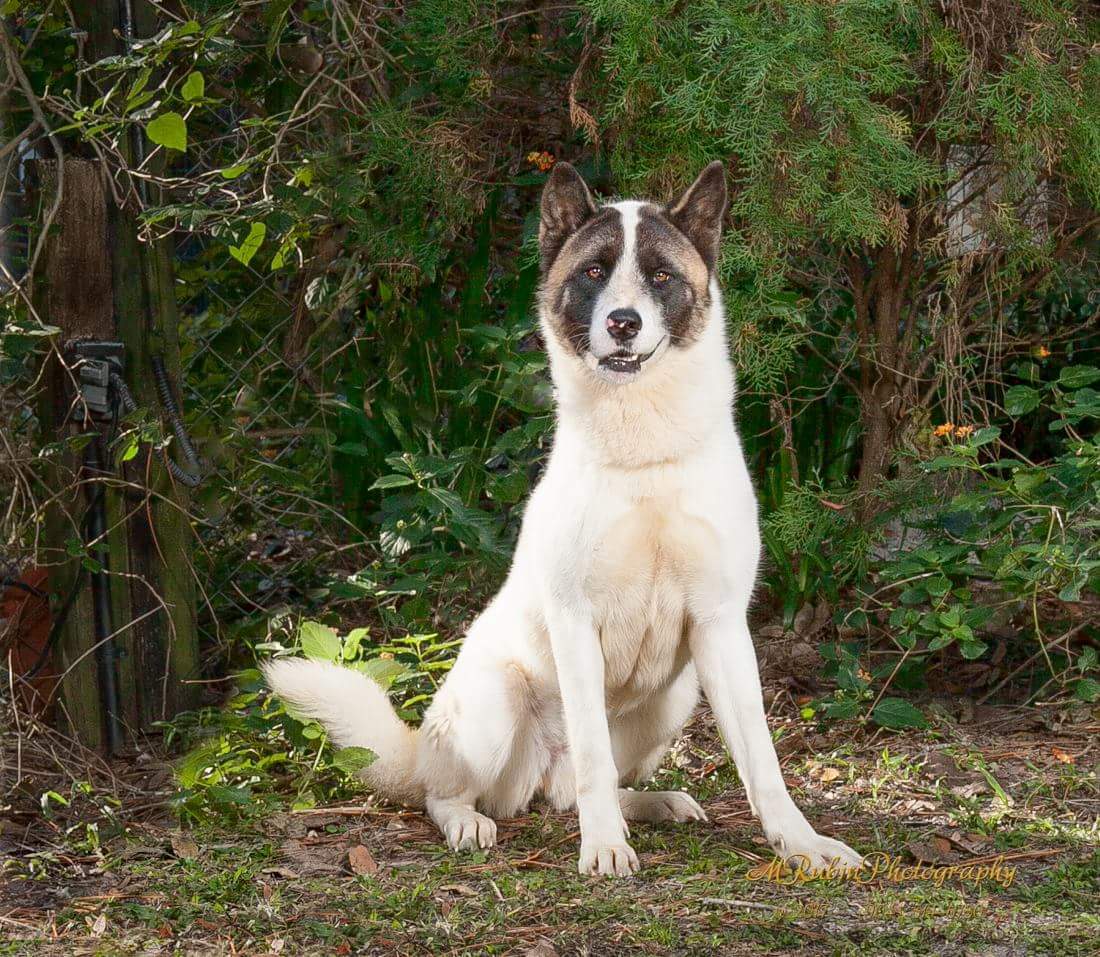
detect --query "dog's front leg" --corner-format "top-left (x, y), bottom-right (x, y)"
top-left (546, 604), bottom-right (638, 877)
top-left (690, 604), bottom-right (862, 869)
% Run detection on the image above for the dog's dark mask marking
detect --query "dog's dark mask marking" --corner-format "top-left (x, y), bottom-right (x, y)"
top-left (635, 207), bottom-right (708, 346)
top-left (550, 208), bottom-right (624, 355)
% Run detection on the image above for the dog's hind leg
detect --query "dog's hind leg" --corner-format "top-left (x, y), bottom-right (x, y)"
top-left (417, 634), bottom-right (546, 851)
top-left (426, 793), bottom-right (498, 850)
top-left (610, 667), bottom-right (708, 824)
top-left (611, 666), bottom-right (700, 780)
top-left (618, 788), bottom-right (708, 823)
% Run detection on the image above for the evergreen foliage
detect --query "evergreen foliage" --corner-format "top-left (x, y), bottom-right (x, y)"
top-left (1, 0), bottom-right (1096, 729)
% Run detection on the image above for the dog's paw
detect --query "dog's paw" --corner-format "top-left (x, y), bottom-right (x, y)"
top-left (619, 789), bottom-right (708, 824)
top-left (771, 829), bottom-right (863, 870)
top-left (442, 810), bottom-right (497, 852)
top-left (578, 841), bottom-right (639, 877)
top-left (761, 799), bottom-right (862, 870)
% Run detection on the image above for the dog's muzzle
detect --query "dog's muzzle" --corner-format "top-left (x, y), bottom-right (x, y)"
top-left (595, 338), bottom-right (664, 376)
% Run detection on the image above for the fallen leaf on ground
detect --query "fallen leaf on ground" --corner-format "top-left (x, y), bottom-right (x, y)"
top-left (950, 781), bottom-right (988, 799)
top-left (346, 844), bottom-right (379, 876)
top-left (281, 839), bottom-right (343, 875)
top-left (932, 835), bottom-right (955, 857)
top-left (169, 832), bottom-right (199, 860)
top-left (1051, 746), bottom-right (1076, 765)
top-left (906, 840), bottom-right (955, 864)
top-left (527, 940), bottom-right (559, 957)
top-left (896, 798), bottom-right (937, 814)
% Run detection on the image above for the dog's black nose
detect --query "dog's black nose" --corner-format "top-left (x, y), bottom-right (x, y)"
top-left (606, 308), bottom-right (641, 343)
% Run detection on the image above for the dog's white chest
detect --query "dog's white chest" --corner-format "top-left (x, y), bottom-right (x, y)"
top-left (585, 497), bottom-right (716, 711)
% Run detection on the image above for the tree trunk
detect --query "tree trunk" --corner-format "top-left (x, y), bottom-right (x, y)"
top-left (852, 249), bottom-right (906, 515)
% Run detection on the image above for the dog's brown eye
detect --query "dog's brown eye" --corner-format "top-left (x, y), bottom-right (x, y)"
top-left (652, 270), bottom-right (672, 285)
top-left (585, 265), bottom-right (605, 281)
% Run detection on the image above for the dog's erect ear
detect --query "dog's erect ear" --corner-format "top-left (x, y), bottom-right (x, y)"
top-left (539, 162), bottom-right (597, 270)
top-left (667, 161), bottom-right (728, 272)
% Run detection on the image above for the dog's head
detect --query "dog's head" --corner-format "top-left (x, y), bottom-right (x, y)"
top-left (537, 162), bottom-right (727, 385)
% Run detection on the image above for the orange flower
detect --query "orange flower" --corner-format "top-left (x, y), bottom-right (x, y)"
top-left (1034, 345), bottom-right (1051, 358)
top-left (954, 424), bottom-right (975, 438)
top-left (933, 423), bottom-right (955, 438)
top-left (526, 150), bottom-right (556, 172)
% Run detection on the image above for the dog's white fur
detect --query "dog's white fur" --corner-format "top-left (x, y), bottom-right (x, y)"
top-left (265, 185), bottom-right (862, 877)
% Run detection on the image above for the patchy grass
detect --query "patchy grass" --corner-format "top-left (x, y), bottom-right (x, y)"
top-left (2, 699), bottom-right (1097, 955)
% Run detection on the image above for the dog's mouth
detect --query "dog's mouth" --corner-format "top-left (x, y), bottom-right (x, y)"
top-left (595, 339), bottom-right (664, 376)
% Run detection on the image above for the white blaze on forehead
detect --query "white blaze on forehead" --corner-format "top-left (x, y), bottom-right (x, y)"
top-left (588, 201), bottom-right (665, 361)
top-left (609, 200), bottom-right (645, 279)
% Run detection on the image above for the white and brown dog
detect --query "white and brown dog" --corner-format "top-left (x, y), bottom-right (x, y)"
top-left (265, 162), bottom-right (862, 876)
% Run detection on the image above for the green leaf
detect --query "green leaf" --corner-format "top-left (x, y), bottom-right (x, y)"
top-left (1058, 575), bottom-right (1085, 602)
top-left (333, 442), bottom-right (373, 458)
top-left (871, 697), bottom-right (928, 730)
top-left (1077, 647), bottom-right (1098, 673)
top-left (332, 746), bottom-right (376, 774)
top-left (922, 455), bottom-right (971, 472)
top-left (1074, 678), bottom-right (1100, 702)
top-left (264, 0), bottom-right (295, 60)
top-left (208, 785), bottom-right (251, 805)
top-left (228, 222), bottom-right (266, 266)
top-left (341, 627), bottom-right (371, 661)
top-left (958, 639), bottom-right (988, 660)
top-left (899, 586), bottom-right (928, 605)
top-left (1057, 366), bottom-right (1100, 389)
top-left (822, 698), bottom-right (860, 719)
top-left (270, 235), bottom-right (299, 270)
top-left (357, 657), bottom-right (410, 689)
top-left (181, 71), bottom-right (205, 101)
top-left (146, 111), bottom-right (187, 151)
top-left (220, 164), bottom-right (249, 180)
top-left (927, 577), bottom-right (952, 598)
top-left (176, 743), bottom-right (221, 788)
top-left (369, 474), bottom-right (416, 490)
top-left (489, 470), bottom-right (528, 504)
top-left (1004, 386), bottom-right (1040, 417)
top-left (299, 621), bottom-right (341, 662)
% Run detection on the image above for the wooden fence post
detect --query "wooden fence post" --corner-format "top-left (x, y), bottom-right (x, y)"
top-left (34, 2), bottom-right (201, 749)
top-left (35, 160), bottom-right (128, 749)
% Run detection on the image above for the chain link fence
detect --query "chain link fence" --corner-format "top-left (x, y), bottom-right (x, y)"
top-left (174, 246), bottom-right (373, 659)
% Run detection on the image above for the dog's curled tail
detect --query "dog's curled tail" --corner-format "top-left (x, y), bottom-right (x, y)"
top-left (262, 658), bottom-right (424, 807)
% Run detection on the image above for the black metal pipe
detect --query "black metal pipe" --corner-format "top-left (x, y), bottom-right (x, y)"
top-left (83, 433), bottom-right (124, 755)
top-left (118, 0), bottom-right (149, 207)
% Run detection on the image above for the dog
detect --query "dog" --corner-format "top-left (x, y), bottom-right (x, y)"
top-left (264, 161), bottom-right (862, 876)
